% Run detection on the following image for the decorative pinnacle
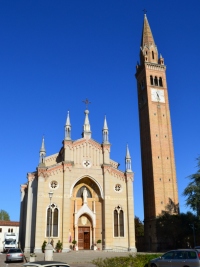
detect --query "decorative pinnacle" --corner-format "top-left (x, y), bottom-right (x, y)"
top-left (103, 115), bottom-right (108, 130)
top-left (126, 144), bottom-right (131, 159)
top-left (40, 135), bottom-right (46, 153)
top-left (66, 111), bottom-right (71, 126)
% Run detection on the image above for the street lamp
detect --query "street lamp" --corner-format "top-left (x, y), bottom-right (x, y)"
top-left (48, 191), bottom-right (53, 244)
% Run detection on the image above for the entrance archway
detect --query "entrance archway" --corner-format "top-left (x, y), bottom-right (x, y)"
top-left (76, 214), bottom-right (93, 250)
top-left (72, 176), bottom-right (102, 250)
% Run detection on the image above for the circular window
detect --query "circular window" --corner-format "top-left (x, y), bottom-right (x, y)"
top-left (114, 184), bottom-right (122, 192)
top-left (82, 160), bottom-right (92, 168)
top-left (50, 180), bottom-right (58, 190)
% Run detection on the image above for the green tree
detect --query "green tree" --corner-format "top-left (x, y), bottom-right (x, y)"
top-left (183, 156), bottom-right (200, 217)
top-left (0, 209), bottom-right (10, 220)
top-left (135, 216), bottom-right (144, 236)
top-left (156, 212), bottom-right (200, 249)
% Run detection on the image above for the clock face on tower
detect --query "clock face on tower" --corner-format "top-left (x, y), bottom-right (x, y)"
top-left (151, 88), bottom-right (165, 103)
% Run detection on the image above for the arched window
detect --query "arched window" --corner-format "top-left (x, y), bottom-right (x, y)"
top-left (150, 75), bottom-right (154, 85)
top-left (159, 77), bottom-right (163, 87)
top-left (152, 51), bottom-right (154, 59)
top-left (8, 228), bottom-right (10, 233)
top-left (114, 210), bottom-right (118, 237)
top-left (53, 208), bottom-right (58, 236)
top-left (154, 76), bottom-right (158, 86)
top-left (46, 204), bottom-right (59, 237)
top-left (119, 210), bottom-right (124, 236)
top-left (103, 131), bottom-right (108, 142)
top-left (11, 229), bottom-right (13, 233)
top-left (76, 186), bottom-right (92, 198)
top-left (113, 206), bottom-right (124, 237)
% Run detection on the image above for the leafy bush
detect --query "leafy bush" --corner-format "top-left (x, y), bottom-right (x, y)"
top-left (55, 240), bottom-right (63, 251)
top-left (92, 254), bottom-right (162, 267)
top-left (41, 240), bottom-right (47, 252)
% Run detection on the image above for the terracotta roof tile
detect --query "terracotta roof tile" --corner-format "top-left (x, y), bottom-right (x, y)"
top-left (0, 221), bottom-right (19, 226)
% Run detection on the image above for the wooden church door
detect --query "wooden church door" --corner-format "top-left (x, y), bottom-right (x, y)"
top-left (78, 227), bottom-right (90, 250)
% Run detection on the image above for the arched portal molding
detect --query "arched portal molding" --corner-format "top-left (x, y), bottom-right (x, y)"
top-left (74, 205), bottom-right (96, 228)
top-left (69, 175), bottom-right (104, 199)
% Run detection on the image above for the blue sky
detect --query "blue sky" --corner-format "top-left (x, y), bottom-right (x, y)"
top-left (0, 1), bottom-right (200, 221)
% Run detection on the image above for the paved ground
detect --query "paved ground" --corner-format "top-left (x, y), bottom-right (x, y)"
top-left (0, 250), bottom-right (137, 267)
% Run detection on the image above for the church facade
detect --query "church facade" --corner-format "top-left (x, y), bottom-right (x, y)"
top-left (19, 108), bottom-right (136, 253)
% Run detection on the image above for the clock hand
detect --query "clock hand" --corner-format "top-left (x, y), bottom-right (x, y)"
top-left (156, 92), bottom-right (160, 100)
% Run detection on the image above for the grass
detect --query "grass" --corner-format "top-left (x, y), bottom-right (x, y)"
top-left (92, 254), bottom-right (162, 267)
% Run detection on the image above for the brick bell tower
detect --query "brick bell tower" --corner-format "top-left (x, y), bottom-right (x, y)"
top-left (135, 14), bottom-right (179, 251)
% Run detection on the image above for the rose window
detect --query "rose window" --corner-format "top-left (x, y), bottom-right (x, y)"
top-left (50, 181), bottom-right (58, 189)
top-left (115, 184), bottom-right (122, 192)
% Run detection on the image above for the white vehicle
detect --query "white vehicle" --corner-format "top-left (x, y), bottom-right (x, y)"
top-left (3, 233), bottom-right (18, 252)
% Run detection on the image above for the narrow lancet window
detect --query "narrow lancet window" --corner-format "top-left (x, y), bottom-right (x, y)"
top-left (113, 206), bottom-right (124, 237)
top-left (159, 77), bottom-right (163, 87)
top-left (46, 204), bottom-right (59, 237)
top-left (150, 75), bottom-right (154, 85)
top-left (114, 210), bottom-right (118, 237)
top-left (154, 76), bottom-right (158, 86)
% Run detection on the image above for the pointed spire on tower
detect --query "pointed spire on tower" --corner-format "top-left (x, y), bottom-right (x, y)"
top-left (102, 115), bottom-right (109, 144)
top-left (140, 14), bottom-right (158, 64)
top-left (141, 14), bottom-right (155, 48)
top-left (65, 111), bottom-right (71, 140)
top-left (39, 136), bottom-right (46, 166)
top-left (125, 144), bottom-right (132, 172)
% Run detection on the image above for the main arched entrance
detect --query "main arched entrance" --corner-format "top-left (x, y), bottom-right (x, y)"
top-left (77, 214), bottom-right (93, 250)
top-left (72, 177), bottom-right (103, 250)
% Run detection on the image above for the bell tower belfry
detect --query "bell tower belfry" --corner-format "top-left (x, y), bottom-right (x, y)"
top-left (135, 14), bottom-right (179, 251)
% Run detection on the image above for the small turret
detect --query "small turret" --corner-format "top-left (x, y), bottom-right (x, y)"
top-left (102, 116), bottom-right (109, 144)
top-left (39, 136), bottom-right (46, 166)
top-left (65, 111), bottom-right (71, 140)
top-left (125, 144), bottom-right (132, 172)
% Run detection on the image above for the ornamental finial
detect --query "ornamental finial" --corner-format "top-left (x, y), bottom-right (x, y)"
top-left (82, 98), bottom-right (91, 109)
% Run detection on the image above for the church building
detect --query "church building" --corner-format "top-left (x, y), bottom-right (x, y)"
top-left (19, 106), bottom-right (136, 253)
top-left (19, 13), bottom-right (179, 253)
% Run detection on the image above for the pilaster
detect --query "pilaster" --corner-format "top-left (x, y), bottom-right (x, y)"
top-left (19, 184), bottom-right (27, 250)
top-left (125, 172), bottom-right (137, 252)
top-left (34, 170), bottom-right (46, 253)
top-left (62, 162), bottom-right (72, 252)
top-left (102, 144), bottom-right (110, 165)
top-left (24, 173), bottom-right (35, 253)
top-left (102, 164), bottom-right (112, 250)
